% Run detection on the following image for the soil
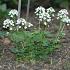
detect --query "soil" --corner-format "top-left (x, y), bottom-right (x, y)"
top-left (0, 11), bottom-right (70, 70)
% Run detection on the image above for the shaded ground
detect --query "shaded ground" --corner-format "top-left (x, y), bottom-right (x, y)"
top-left (0, 11), bottom-right (70, 70)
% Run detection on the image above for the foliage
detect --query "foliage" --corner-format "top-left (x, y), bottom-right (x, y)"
top-left (0, 0), bottom-right (48, 9)
top-left (0, 31), bottom-right (6, 38)
top-left (0, 1), bottom-right (8, 29)
top-left (0, 10), bottom-right (8, 29)
top-left (51, 0), bottom-right (70, 8)
top-left (0, 0), bottom-right (70, 9)
top-left (0, 0), bottom-right (28, 8)
top-left (9, 31), bottom-right (59, 62)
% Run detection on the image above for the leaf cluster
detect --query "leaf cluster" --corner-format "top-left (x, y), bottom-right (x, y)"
top-left (9, 31), bottom-right (60, 62)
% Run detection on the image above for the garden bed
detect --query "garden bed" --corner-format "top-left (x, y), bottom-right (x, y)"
top-left (0, 8), bottom-right (70, 70)
top-left (0, 28), bottom-right (70, 70)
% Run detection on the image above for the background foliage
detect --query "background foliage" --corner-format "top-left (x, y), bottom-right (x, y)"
top-left (0, 0), bottom-right (70, 9)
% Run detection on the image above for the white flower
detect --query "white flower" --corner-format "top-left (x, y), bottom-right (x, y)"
top-left (61, 17), bottom-right (70, 23)
top-left (35, 6), bottom-right (45, 21)
top-left (57, 9), bottom-right (69, 19)
top-left (3, 9), bottom-right (33, 31)
top-left (58, 9), bottom-right (68, 15)
top-left (6, 25), bottom-right (9, 27)
top-left (24, 26), bottom-right (27, 29)
top-left (43, 12), bottom-right (51, 22)
top-left (18, 26), bottom-right (21, 28)
top-left (9, 27), bottom-right (13, 30)
top-left (48, 25), bottom-right (49, 27)
top-left (16, 18), bottom-right (26, 25)
top-left (8, 9), bottom-right (18, 17)
top-left (3, 19), bottom-right (14, 29)
top-left (16, 18), bottom-right (33, 29)
top-left (52, 14), bottom-right (55, 17)
top-left (44, 22), bottom-right (47, 25)
top-left (46, 7), bottom-right (55, 19)
top-left (67, 24), bottom-right (70, 26)
top-left (3, 26), bottom-right (5, 28)
top-left (20, 18), bottom-right (26, 24)
top-left (57, 9), bottom-right (70, 23)
top-left (35, 6), bottom-right (54, 23)
top-left (47, 19), bottom-right (51, 22)
top-left (3, 19), bottom-right (10, 25)
top-left (28, 23), bottom-right (33, 27)
top-left (46, 7), bottom-right (55, 13)
top-left (39, 19), bottom-right (42, 21)
top-left (35, 6), bottom-right (45, 14)
top-left (6, 32), bottom-right (9, 35)
top-left (22, 23), bottom-right (25, 25)
top-left (16, 19), bottom-right (22, 25)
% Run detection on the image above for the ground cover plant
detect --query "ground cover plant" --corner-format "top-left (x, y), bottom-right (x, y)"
top-left (2, 6), bottom-right (70, 62)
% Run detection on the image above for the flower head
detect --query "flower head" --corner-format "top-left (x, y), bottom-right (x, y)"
top-left (46, 7), bottom-right (55, 13)
top-left (35, 6), bottom-right (45, 21)
top-left (57, 9), bottom-right (68, 19)
top-left (35, 6), bottom-right (55, 24)
top-left (35, 6), bottom-right (45, 15)
top-left (28, 22), bottom-right (33, 27)
top-left (16, 18), bottom-right (26, 25)
top-left (57, 9), bottom-right (70, 23)
top-left (8, 9), bottom-right (18, 17)
top-left (46, 7), bottom-right (55, 17)
top-left (16, 18), bottom-right (33, 29)
top-left (3, 19), bottom-right (14, 30)
top-left (61, 17), bottom-right (70, 23)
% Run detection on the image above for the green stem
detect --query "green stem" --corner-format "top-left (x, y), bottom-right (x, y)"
top-left (61, 23), bottom-right (65, 33)
top-left (56, 22), bottom-right (63, 39)
top-left (55, 22), bottom-right (65, 43)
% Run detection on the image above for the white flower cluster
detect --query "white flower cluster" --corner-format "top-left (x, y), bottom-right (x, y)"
top-left (43, 12), bottom-right (51, 22)
top-left (3, 19), bottom-right (14, 30)
top-left (61, 16), bottom-right (70, 23)
top-left (46, 7), bottom-right (55, 16)
top-left (3, 18), bottom-right (33, 30)
top-left (3, 9), bottom-right (33, 31)
top-left (16, 18), bottom-right (33, 29)
top-left (8, 9), bottom-right (18, 17)
top-left (35, 6), bottom-right (55, 25)
top-left (16, 18), bottom-right (26, 25)
top-left (35, 6), bottom-right (45, 21)
top-left (57, 9), bottom-right (70, 23)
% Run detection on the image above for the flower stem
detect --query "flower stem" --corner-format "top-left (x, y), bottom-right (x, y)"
top-left (55, 22), bottom-right (65, 43)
